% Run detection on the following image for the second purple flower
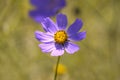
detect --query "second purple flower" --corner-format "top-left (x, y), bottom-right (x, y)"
top-left (29, 0), bottom-right (66, 18)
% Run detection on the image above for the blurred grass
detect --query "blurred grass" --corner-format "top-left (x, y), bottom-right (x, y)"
top-left (0, 0), bottom-right (120, 80)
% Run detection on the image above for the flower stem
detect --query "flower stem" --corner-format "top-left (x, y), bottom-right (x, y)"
top-left (54, 56), bottom-right (61, 80)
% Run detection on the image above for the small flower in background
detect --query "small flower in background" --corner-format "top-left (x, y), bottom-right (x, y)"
top-left (29, 0), bottom-right (66, 18)
top-left (35, 13), bottom-right (86, 56)
top-left (53, 64), bottom-right (67, 75)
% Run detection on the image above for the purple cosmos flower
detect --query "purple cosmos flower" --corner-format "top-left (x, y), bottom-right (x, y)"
top-left (35, 13), bottom-right (86, 56)
top-left (29, 0), bottom-right (66, 17)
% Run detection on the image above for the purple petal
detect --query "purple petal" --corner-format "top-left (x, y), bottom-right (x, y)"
top-left (65, 42), bottom-right (79, 54)
top-left (39, 42), bottom-right (55, 53)
top-left (41, 17), bottom-right (58, 34)
top-left (29, 9), bottom-right (56, 18)
top-left (30, 15), bottom-right (46, 23)
top-left (51, 43), bottom-right (64, 56)
top-left (30, 0), bottom-right (49, 8)
top-left (56, 13), bottom-right (67, 30)
top-left (69, 31), bottom-right (86, 41)
top-left (30, 0), bottom-right (66, 9)
top-left (30, 0), bottom-right (66, 17)
top-left (35, 31), bottom-right (54, 42)
top-left (55, 0), bottom-right (66, 10)
top-left (29, 16), bottom-right (58, 33)
top-left (67, 19), bottom-right (83, 36)
top-left (29, 13), bottom-right (58, 33)
top-left (51, 49), bottom-right (64, 56)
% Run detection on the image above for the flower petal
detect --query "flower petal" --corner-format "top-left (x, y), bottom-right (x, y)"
top-left (30, 15), bottom-right (58, 33)
top-left (65, 42), bottom-right (80, 54)
top-left (30, 0), bottom-right (47, 8)
top-left (39, 42), bottom-right (55, 53)
top-left (56, 13), bottom-right (67, 30)
top-left (30, 0), bottom-right (66, 17)
top-left (41, 17), bottom-right (58, 34)
top-left (67, 19), bottom-right (83, 35)
top-left (51, 43), bottom-right (64, 56)
top-left (35, 31), bottom-right (54, 42)
top-left (30, 0), bottom-right (66, 10)
top-left (69, 31), bottom-right (86, 41)
top-left (29, 9), bottom-right (56, 18)
top-left (51, 49), bottom-right (64, 56)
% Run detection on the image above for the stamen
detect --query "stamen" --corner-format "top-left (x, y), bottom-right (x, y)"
top-left (54, 30), bottom-right (68, 44)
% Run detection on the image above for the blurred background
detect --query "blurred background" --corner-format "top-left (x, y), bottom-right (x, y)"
top-left (0, 0), bottom-right (120, 80)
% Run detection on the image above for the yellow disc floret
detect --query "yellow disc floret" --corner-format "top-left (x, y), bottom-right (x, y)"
top-left (54, 30), bottom-right (68, 44)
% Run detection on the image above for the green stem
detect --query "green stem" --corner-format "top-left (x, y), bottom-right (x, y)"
top-left (54, 56), bottom-right (61, 80)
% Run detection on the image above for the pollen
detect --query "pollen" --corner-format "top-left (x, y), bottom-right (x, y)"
top-left (54, 30), bottom-right (68, 44)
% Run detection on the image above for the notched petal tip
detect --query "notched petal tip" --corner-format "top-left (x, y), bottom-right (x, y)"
top-left (40, 17), bottom-right (58, 34)
top-left (51, 49), bottom-right (64, 56)
top-left (82, 31), bottom-right (86, 39)
top-left (35, 31), bottom-right (43, 41)
top-left (50, 43), bottom-right (64, 56)
top-left (35, 31), bottom-right (54, 42)
top-left (69, 31), bottom-right (86, 41)
top-left (79, 31), bottom-right (86, 40)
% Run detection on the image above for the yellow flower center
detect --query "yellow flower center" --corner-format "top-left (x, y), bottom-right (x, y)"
top-left (54, 30), bottom-right (68, 44)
